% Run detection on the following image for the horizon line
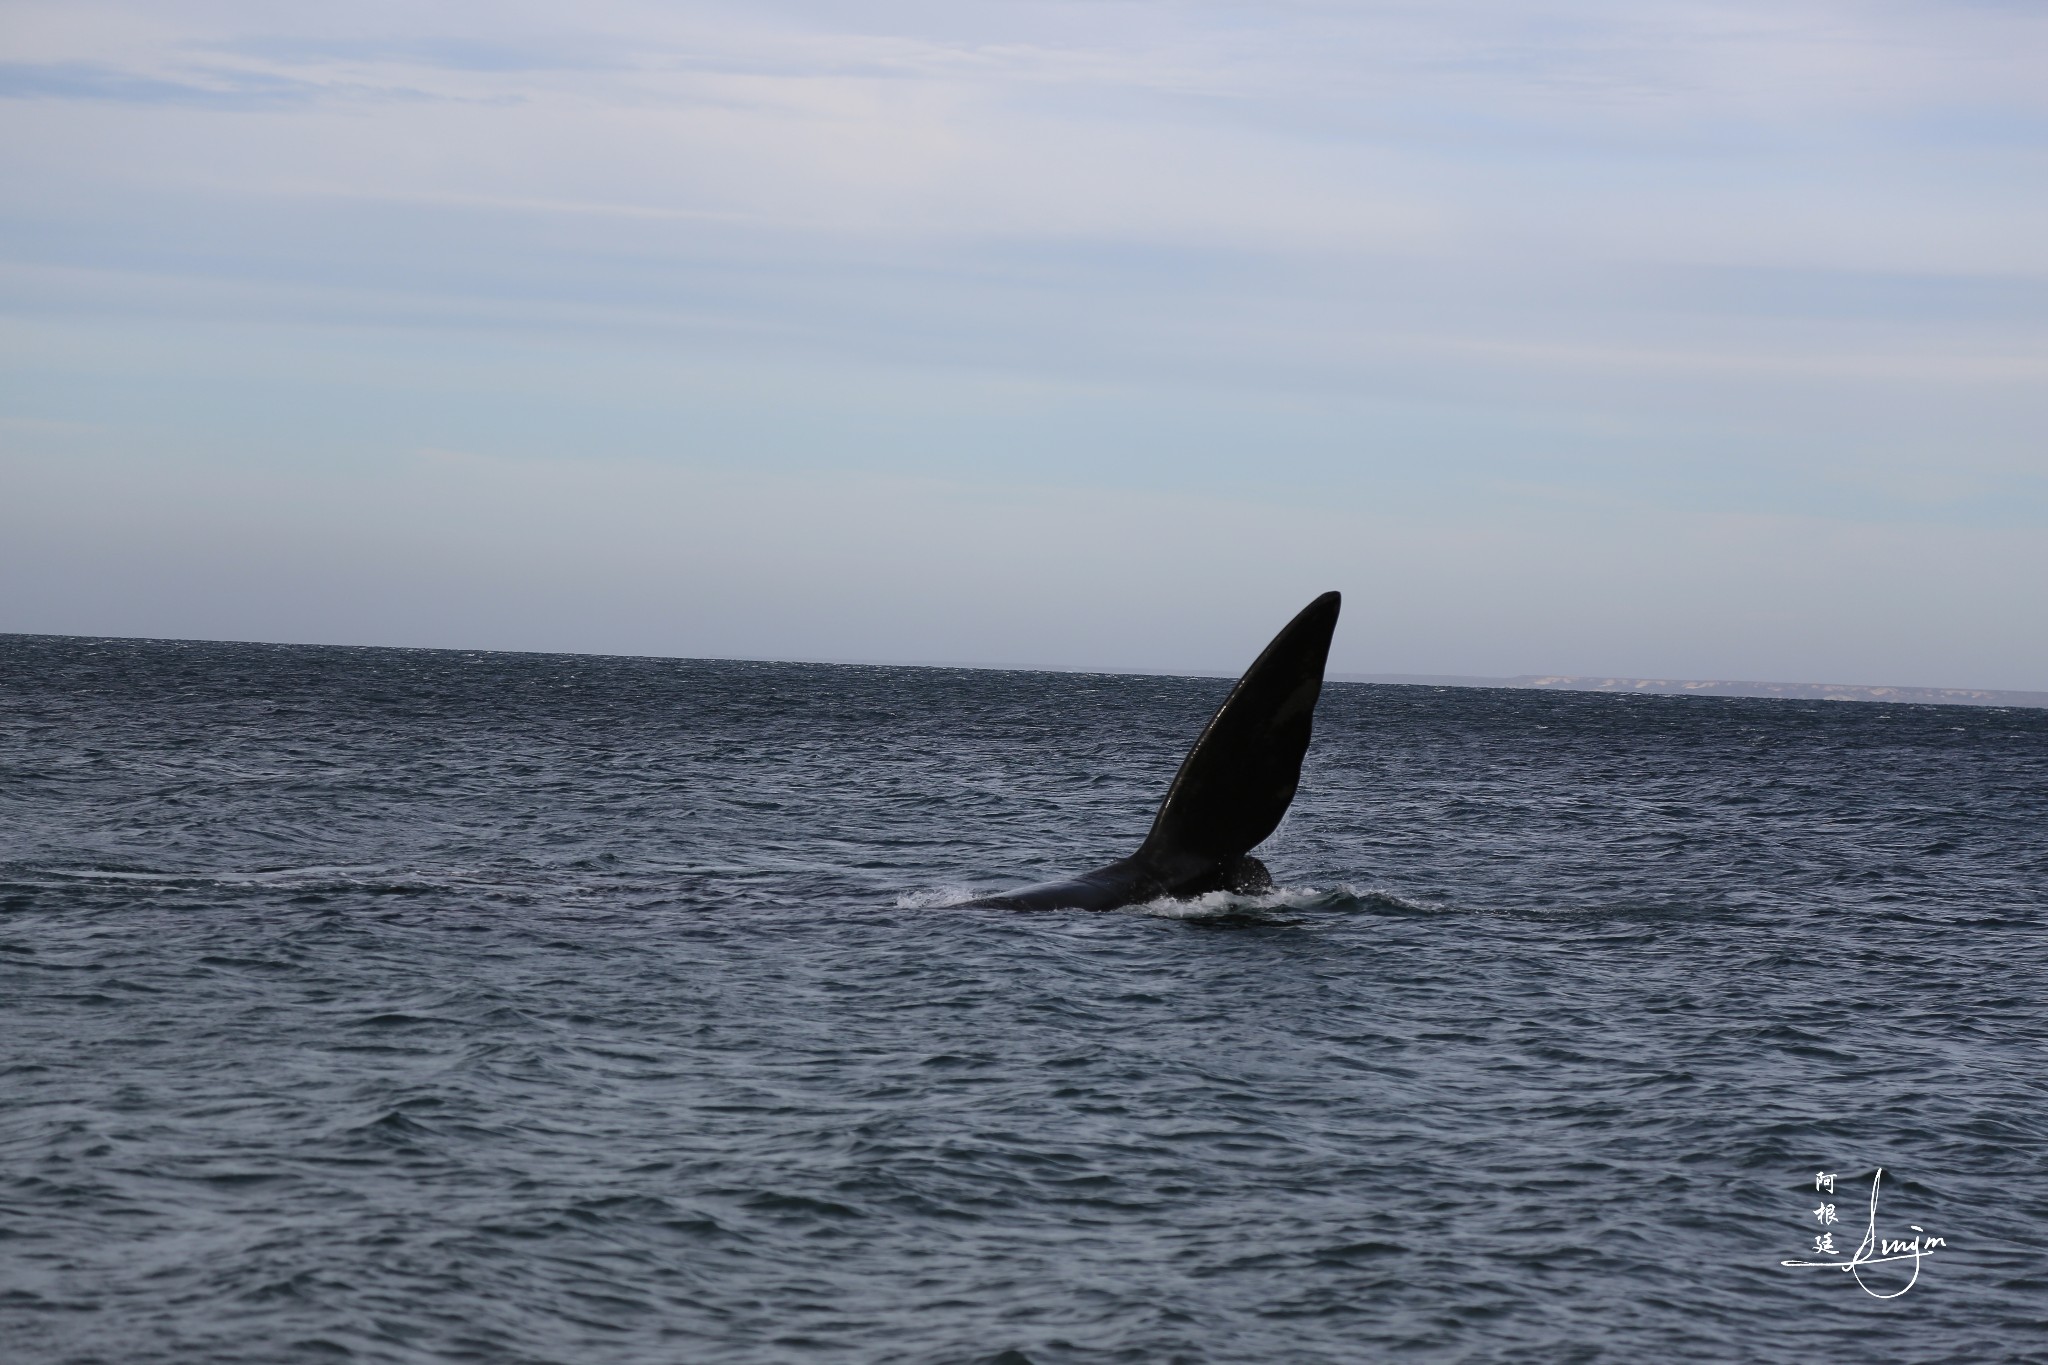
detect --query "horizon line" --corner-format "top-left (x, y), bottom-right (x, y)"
top-left (8, 628), bottom-right (2045, 711)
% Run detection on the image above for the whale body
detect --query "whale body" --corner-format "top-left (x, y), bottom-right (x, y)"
top-left (969, 591), bottom-right (1341, 911)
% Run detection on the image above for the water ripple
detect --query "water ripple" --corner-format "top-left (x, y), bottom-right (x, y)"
top-left (1, 636), bottom-right (2044, 1362)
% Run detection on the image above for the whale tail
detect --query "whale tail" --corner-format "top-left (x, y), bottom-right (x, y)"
top-left (968, 591), bottom-right (1341, 910)
top-left (1135, 590), bottom-right (1341, 886)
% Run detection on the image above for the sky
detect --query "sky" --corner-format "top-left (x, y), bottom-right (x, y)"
top-left (2, 0), bottom-right (2044, 685)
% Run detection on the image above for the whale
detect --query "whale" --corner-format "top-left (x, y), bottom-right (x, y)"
top-left (969, 590), bottom-right (1341, 911)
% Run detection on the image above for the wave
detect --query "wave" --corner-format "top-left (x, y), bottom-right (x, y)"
top-left (892, 881), bottom-right (1456, 917)
top-left (3, 862), bottom-right (544, 900)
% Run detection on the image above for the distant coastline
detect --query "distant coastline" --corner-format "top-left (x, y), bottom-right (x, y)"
top-left (1334, 673), bottom-right (2048, 710)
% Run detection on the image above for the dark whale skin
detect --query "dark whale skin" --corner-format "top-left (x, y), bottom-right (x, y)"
top-left (968, 592), bottom-right (1339, 911)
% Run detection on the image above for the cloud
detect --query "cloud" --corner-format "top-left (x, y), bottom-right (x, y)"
top-left (1, 0), bottom-right (2044, 679)
top-left (0, 60), bottom-right (320, 107)
top-left (212, 35), bottom-right (618, 75)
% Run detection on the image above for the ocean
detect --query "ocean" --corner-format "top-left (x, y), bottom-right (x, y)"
top-left (3, 634), bottom-right (2044, 1362)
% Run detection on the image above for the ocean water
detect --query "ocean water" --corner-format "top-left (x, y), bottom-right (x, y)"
top-left (3, 634), bottom-right (2045, 1363)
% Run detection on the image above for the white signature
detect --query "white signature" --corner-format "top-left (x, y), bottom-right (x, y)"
top-left (1780, 1167), bottom-right (1946, 1299)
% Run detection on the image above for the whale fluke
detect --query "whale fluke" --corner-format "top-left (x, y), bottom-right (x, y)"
top-left (969, 591), bottom-right (1341, 911)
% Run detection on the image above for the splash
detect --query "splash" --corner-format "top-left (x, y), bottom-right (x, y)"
top-left (893, 885), bottom-right (985, 909)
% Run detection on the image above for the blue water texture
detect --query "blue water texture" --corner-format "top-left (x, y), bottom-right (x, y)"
top-left (3, 635), bottom-right (2045, 1362)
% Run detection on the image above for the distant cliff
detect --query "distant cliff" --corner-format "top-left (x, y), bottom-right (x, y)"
top-left (1333, 673), bottom-right (2048, 710)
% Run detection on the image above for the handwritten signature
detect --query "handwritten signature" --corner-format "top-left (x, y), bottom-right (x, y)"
top-left (1780, 1167), bottom-right (1946, 1299)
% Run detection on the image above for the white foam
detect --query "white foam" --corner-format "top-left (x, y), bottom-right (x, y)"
top-left (893, 885), bottom-right (982, 909)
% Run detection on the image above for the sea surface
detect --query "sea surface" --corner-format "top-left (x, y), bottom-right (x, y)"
top-left (3, 634), bottom-right (2045, 1363)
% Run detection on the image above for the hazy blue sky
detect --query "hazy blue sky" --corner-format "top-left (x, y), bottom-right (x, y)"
top-left (4, 1), bottom-right (2044, 684)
